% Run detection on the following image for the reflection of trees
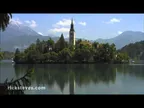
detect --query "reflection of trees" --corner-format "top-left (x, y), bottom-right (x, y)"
top-left (0, 68), bottom-right (33, 95)
top-left (116, 64), bottom-right (144, 79)
top-left (73, 64), bottom-right (116, 86)
top-left (13, 64), bottom-right (117, 94)
top-left (12, 64), bottom-right (144, 94)
top-left (69, 71), bottom-right (75, 94)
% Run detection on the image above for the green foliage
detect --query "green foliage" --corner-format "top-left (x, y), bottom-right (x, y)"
top-left (0, 13), bottom-right (12, 31)
top-left (58, 48), bottom-right (72, 62)
top-left (13, 36), bottom-right (129, 64)
top-left (0, 52), bottom-right (3, 60)
top-left (1, 68), bottom-right (34, 95)
top-left (1, 51), bottom-right (14, 59)
top-left (55, 34), bottom-right (68, 52)
top-left (0, 48), bottom-right (3, 60)
top-left (119, 40), bottom-right (144, 60)
top-left (73, 47), bottom-right (92, 62)
top-left (49, 52), bottom-right (58, 62)
top-left (115, 53), bottom-right (129, 63)
top-left (14, 48), bottom-right (21, 63)
top-left (93, 43), bottom-right (117, 63)
top-left (47, 38), bottom-right (54, 46)
top-left (140, 53), bottom-right (144, 60)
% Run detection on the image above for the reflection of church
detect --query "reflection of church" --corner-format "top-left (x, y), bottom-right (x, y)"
top-left (59, 73), bottom-right (75, 94)
top-left (69, 71), bottom-right (75, 94)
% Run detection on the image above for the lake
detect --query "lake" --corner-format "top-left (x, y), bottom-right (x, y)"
top-left (1, 60), bottom-right (144, 94)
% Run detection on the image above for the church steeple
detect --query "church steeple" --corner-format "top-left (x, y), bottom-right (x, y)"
top-left (70, 18), bottom-right (74, 31)
top-left (69, 18), bottom-right (75, 47)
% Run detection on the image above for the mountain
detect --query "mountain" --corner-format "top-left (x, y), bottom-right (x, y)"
top-left (0, 21), bottom-right (76, 52)
top-left (1, 35), bottom-right (60, 52)
top-left (1, 21), bottom-right (144, 52)
top-left (0, 21), bottom-right (43, 51)
top-left (1, 21), bottom-right (41, 41)
top-left (118, 40), bottom-right (144, 60)
top-left (95, 31), bottom-right (144, 49)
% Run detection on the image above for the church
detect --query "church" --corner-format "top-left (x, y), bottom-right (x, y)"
top-left (69, 18), bottom-right (76, 47)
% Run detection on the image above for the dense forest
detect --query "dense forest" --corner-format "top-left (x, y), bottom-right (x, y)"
top-left (118, 40), bottom-right (144, 60)
top-left (13, 34), bottom-right (129, 64)
top-left (0, 50), bottom-right (3, 61)
top-left (0, 50), bottom-right (14, 60)
top-left (2, 51), bottom-right (14, 59)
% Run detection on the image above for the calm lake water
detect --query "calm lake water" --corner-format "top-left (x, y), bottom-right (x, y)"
top-left (1, 60), bottom-right (144, 94)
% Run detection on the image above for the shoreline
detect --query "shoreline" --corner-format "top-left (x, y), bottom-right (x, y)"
top-left (14, 62), bottom-right (128, 64)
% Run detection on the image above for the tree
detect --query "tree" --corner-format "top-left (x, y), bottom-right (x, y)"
top-left (0, 14), bottom-right (12, 60)
top-left (115, 53), bottom-right (129, 63)
top-left (45, 38), bottom-right (55, 53)
top-left (43, 53), bottom-right (51, 62)
top-left (0, 52), bottom-right (3, 61)
top-left (14, 48), bottom-right (21, 63)
top-left (1, 51), bottom-right (14, 59)
top-left (58, 48), bottom-right (72, 62)
top-left (55, 34), bottom-right (67, 51)
top-left (49, 52), bottom-right (58, 62)
top-left (0, 13), bottom-right (12, 31)
top-left (36, 38), bottom-right (40, 46)
top-left (15, 48), bottom-right (20, 55)
top-left (110, 43), bottom-right (116, 60)
top-left (140, 52), bottom-right (144, 60)
top-left (26, 50), bottom-right (39, 63)
top-left (47, 38), bottom-right (54, 47)
top-left (79, 40), bottom-right (92, 49)
top-left (75, 39), bottom-right (82, 49)
top-left (73, 47), bottom-right (92, 62)
top-left (81, 48), bottom-right (92, 62)
top-left (92, 41), bottom-right (99, 49)
top-left (0, 48), bottom-right (3, 60)
top-left (119, 40), bottom-right (144, 59)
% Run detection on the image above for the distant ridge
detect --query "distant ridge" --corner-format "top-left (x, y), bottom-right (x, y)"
top-left (95, 31), bottom-right (144, 49)
top-left (1, 21), bottom-right (144, 52)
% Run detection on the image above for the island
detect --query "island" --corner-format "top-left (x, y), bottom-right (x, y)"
top-left (11, 19), bottom-right (129, 64)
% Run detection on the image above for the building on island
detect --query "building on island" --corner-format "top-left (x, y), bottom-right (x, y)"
top-left (69, 18), bottom-right (76, 47)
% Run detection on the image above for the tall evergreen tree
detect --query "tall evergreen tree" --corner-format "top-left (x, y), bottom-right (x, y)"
top-left (55, 34), bottom-right (66, 51)
top-left (14, 48), bottom-right (20, 62)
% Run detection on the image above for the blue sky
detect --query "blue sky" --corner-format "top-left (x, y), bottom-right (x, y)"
top-left (12, 14), bottom-right (144, 40)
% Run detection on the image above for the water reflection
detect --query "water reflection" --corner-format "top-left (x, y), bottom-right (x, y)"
top-left (115, 64), bottom-right (144, 78)
top-left (13, 64), bottom-right (119, 94)
top-left (12, 64), bottom-right (144, 94)
top-left (0, 67), bottom-right (33, 95)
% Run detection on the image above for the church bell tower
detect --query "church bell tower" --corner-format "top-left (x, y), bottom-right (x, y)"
top-left (69, 18), bottom-right (75, 47)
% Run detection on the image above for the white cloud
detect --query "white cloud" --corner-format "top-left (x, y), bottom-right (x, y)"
top-left (10, 18), bottom-right (23, 25)
top-left (9, 18), bottom-right (38, 29)
top-left (49, 27), bottom-right (69, 33)
top-left (118, 31), bottom-right (122, 34)
top-left (79, 22), bottom-right (86, 26)
top-left (38, 32), bottom-right (43, 35)
top-left (49, 18), bottom-right (76, 34)
top-left (25, 20), bottom-right (37, 28)
top-left (53, 19), bottom-right (75, 27)
top-left (103, 18), bottom-right (121, 24)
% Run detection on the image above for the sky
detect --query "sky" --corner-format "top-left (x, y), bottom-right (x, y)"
top-left (12, 14), bottom-right (144, 40)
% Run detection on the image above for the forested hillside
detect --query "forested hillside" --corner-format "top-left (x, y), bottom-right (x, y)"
top-left (118, 40), bottom-right (144, 60)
